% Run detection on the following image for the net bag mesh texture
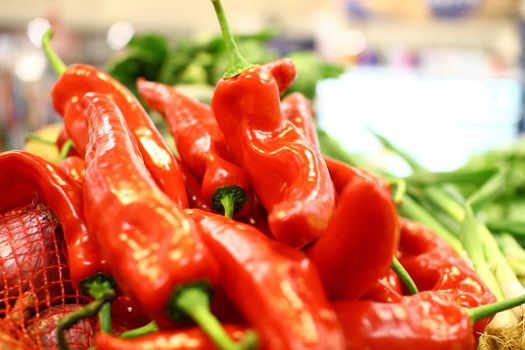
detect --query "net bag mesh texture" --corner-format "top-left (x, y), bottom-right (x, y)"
top-left (0, 201), bottom-right (93, 349)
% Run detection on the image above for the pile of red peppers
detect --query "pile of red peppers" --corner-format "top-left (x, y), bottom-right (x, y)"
top-left (2, 1), bottom-right (525, 349)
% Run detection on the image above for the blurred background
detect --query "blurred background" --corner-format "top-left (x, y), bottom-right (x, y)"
top-left (0, 0), bottom-right (524, 174)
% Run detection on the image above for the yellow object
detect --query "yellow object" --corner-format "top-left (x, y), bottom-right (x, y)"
top-left (23, 123), bottom-right (63, 164)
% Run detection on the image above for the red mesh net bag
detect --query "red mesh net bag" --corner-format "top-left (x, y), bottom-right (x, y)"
top-left (0, 201), bottom-right (94, 349)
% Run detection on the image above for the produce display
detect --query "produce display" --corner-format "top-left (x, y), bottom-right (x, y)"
top-left (2, 1), bottom-right (525, 350)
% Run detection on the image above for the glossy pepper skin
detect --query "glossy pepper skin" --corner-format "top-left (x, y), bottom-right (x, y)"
top-left (306, 158), bottom-right (399, 300)
top-left (397, 218), bottom-right (496, 334)
top-left (334, 291), bottom-right (475, 350)
top-left (81, 93), bottom-right (220, 326)
top-left (137, 79), bottom-right (252, 216)
top-left (280, 92), bottom-right (319, 148)
top-left (0, 150), bottom-right (105, 289)
top-left (51, 64), bottom-right (188, 208)
top-left (262, 58), bottom-right (297, 94)
top-left (58, 156), bottom-right (85, 185)
top-left (361, 268), bottom-right (403, 303)
top-left (187, 209), bottom-right (345, 350)
top-left (95, 325), bottom-right (249, 350)
top-left (211, 65), bottom-right (335, 248)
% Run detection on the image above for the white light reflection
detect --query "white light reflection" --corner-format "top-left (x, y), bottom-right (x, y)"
top-left (27, 17), bottom-right (51, 48)
top-left (107, 21), bottom-right (135, 50)
top-left (14, 51), bottom-right (47, 82)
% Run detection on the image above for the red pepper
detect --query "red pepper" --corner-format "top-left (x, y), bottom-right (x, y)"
top-left (209, 1), bottom-right (335, 248)
top-left (137, 79), bottom-right (251, 218)
top-left (95, 325), bottom-right (250, 350)
top-left (306, 158), bottom-right (399, 300)
top-left (0, 150), bottom-right (106, 289)
top-left (82, 93), bottom-right (252, 350)
top-left (397, 218), bottom-right (497, 333)
top-left (262, 58), bottom-right (297, 94)
top-left (280, 92), bottom-right (319, 148)
top-left (187, 208), bottom-right (345, 350)
top-left (58, 156), bottom-right (85, 185)
top-left (180, 163), bottom-right (212, 212)
top-left (43, 30), bottom-right (188, 209)
top-left (361, 268), bottom-right (403, 303)
top-left (334, 291), bottom-right (475, 350)
top-left (56, 127), bottom-right (80, 159)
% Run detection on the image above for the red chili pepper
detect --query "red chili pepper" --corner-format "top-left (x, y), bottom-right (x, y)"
top-left (82, 93), bottom-right (254, 350)
top-left (95, 325), bottom-right (250, 350)
top-left (209, 1), bottom-right (335, 248)
top-left (397, 218), bottom-right (497, 333)
top-left (262, 58), bottom-right (297, 94)
top-left (280, 92), bottom-right (319, 148)
top-left (334, 291), bottom-right (525, 350)
top-left (43, 30), bottom-right (188, 209)
top-left (334, 291), bottom-right (475, 350)
top-left (58, 156), bottom-right (85, 185)
top-left (306, 157), bottom-right (399, 300)
top-left (187, 208), bottom-right (345, 350)
top-left (56, 127), bottom-right (80, 159)
top-left (137, 79), bottom-right (251, 218)
top-left (180, 163), bottom-right (212, 212)
top-left (0, 150), bottom-right (106, 289)
top-left (361, 268), bottom-right (403, 303)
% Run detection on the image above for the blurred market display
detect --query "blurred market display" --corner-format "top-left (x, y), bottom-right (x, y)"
top-left (0, 0), bottom-right (524, 173)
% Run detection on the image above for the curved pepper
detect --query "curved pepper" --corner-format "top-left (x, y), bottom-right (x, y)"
top-left (81, 93), bottom-right (253, 350)
top-left (361, 268), bottom-right (403, 303)
top-left (212, 69), bottom-right (334, 248)
top-left (334, 291), bottom-right (475, 350)
top-left (95, 325), bottom-right (250, 350)
top-left (187, 208), bottom-right (345, 350)
top-left (0, 150), bottom-right (106, 289)
top-left (262, 57), bottom-right (297, 95)
top-left (137, 79), bottom-right (252, 218)
top-left (43, 29), bottom-right (187, 209)
top-left (306, 158), bottom-right (399, 300)
top-left (209, 0), bottom-right (335, 248)
top-left (280, 92), bottom-right (319, 148)
top-left (397, 218), bottom-right (497, 334)
top-left (58, 156), bottom-right (85, 185)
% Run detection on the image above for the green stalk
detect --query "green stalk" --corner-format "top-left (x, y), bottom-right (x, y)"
top-left (369, 128), bottom-right (425, 172)
top-left (405, 167), bottom-right (498, 186)
top-left (169, 283), bottom-right (258, 350)
top-left (42, 28), bottom-right (67, 76)
top-left (210, 0), bottom-right (252, 78)
top-left (461, 205), bottom-right (503, 300)
top-left (398, 195), bottom-right (463, 253)
top-left (212, 186), bottom-right (247, 219)
top-left (467, 293), bottom-right (525, 322)
top-left (119, 321), bottom-right (159, 338)
top-left (467, 171), bottom-right (506, 213)
top-left (59, 139), bottom-right (74, 161)
top-left (57, 289), bottom-right (115, 350)
top-left (391, 257), bottom-right (419, 295)
top-left (488, 220), bottom-right (525, 238)
top-left (24, 134), bottom-right (55, 145)
top-left (479, 223), bottom-right (525, 316)
top-left (495, 234), bottom-right (525, 277)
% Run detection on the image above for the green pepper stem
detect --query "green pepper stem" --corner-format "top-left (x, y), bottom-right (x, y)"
top-left (221, 194), bottom-right (235, 219)
top-left (467, 294), bottom-right (525, 322)
top-left (210, 0), bottom-right (252, 77)
top-left (398, 195), bottom-right (463, 253)
top-left (82, 276), bottom-right (116, 335)
top-left (119, 321), bottom-right (159, 338)
top-left (59, 139), bottom-right (74, 161)
top-left (42, 28), bottom-right (67, 76)
top-left (57, 289), bottom-right (115, 350)
top-left (174, 286), bottom-right (258, 350)
top-left (391, 257), bottom-right (419, 295)
top-left (212, 186), bottom-right (247, 218)
top-left (24, 134), bottom-right (56, 145)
